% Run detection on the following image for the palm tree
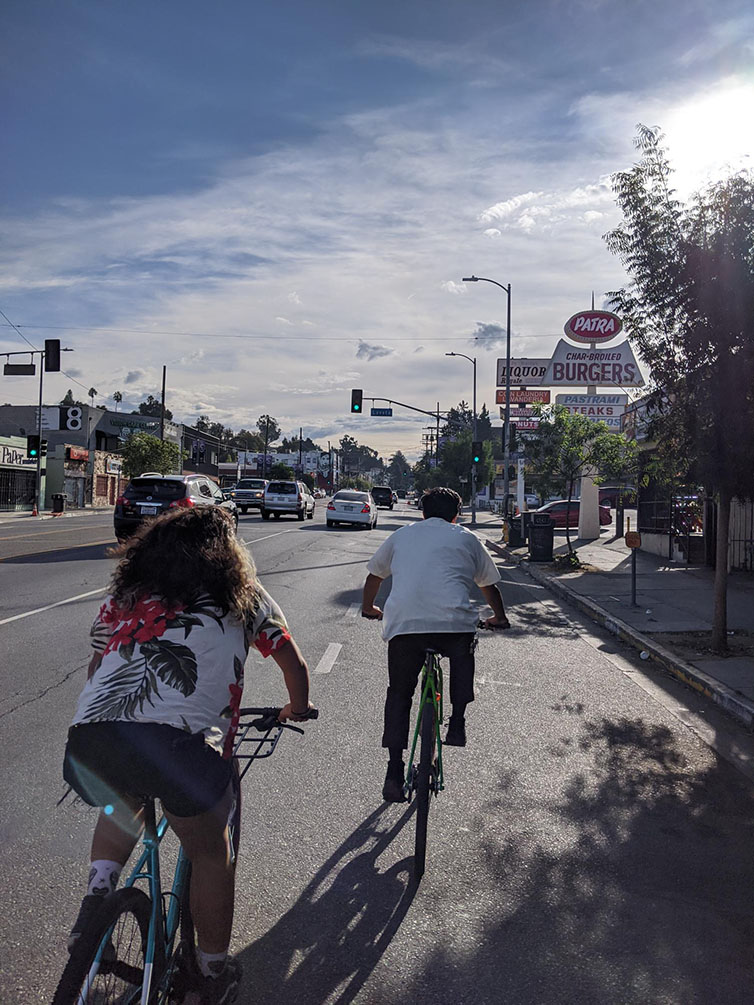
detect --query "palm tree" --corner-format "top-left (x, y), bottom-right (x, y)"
top-left (88, 387), bottom-right (98, 408)
top-left (112, 390), bottom-right (122, 412)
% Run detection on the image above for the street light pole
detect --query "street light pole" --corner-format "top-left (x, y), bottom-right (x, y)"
top-left (462, 276), bottom-right (512, 514)
top-left (445, 351), bottom-right (478, 526)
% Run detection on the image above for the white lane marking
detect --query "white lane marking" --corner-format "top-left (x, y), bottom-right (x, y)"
top-left (314, 643), bottom-right (342, 675)
top-left (241, 528), bottom-right (302, 544)
top-left (0, 587), bottom-right (107, 627)
top-left (345, 603), bottom-right (361, 618)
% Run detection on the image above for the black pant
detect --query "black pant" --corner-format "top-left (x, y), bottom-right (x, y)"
top-left (382, 632), bottom-right (476, 750)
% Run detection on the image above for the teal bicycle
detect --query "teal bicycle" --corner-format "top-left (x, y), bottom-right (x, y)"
top-left (51, 707), bottom-right (317, 1005)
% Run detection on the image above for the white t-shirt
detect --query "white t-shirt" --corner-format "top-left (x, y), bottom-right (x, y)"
top-left (366, 517), bottom-right (501, 641)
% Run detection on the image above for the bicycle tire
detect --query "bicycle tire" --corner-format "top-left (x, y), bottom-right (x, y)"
top-left (413, 698), bottom-right (436, 882)
top-left (52, 887), bottom-right (154, 1005)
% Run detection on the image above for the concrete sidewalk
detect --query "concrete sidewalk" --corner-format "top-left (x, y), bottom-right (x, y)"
top-left (0, 506), bottom-right (112, 524)
top-left (469, 510), bottom-right (754, 731)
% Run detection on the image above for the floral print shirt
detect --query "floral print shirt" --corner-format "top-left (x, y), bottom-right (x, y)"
top-left (72, 587), bottom-right (291, 757)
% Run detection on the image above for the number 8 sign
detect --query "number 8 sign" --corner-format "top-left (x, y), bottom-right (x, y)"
top-left (60, 406), bottom-right (83, 431)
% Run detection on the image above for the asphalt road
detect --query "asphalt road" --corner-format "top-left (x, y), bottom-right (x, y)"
top-left (1, 503), bottom-right (753, 1004)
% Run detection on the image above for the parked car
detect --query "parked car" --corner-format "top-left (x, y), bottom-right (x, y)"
top-left (598, 485), bottom-right (637, 508)
top-left (524, 493), bottom-right (540, 509)
top-left (326, 490), bottom-right (377, 529)
top-left (230, 477), bottom-right (268, 513)
top-left (534, 498), bottom-right (612, 528)
top-left (261, 480), bottom-right (315, 521)
top-left (114, 474), bottom-right (238, 540)
top-left (371, 486), bottom-right (394, 510)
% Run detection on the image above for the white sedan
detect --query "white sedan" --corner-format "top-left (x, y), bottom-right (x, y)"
top-left (326, 490), bottom-right (378, 529)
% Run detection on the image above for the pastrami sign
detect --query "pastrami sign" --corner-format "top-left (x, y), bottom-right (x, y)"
top-left (564, 309), bottom-right (623, 345)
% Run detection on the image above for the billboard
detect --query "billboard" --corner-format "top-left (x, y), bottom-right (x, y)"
top-left (563, 310), bottom-right (623, 345)
top-left (495, 358), bottom-right (548, 386)
top-left (542, 340), bottom-right (644, 387)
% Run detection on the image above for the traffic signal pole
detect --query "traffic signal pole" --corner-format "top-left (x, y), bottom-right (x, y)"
top-left (34, 350), bottom-right (45, 515)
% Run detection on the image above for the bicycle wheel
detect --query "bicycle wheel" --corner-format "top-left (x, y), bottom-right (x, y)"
top-left (414, 698), bottom-right (437, 882)
top-left (52, 887), bottom-right (154, 1004)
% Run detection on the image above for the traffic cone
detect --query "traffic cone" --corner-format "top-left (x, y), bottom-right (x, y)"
top-left (31, 503), bottom-right (38, 516)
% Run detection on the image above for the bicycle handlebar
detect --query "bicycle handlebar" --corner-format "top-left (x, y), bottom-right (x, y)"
top-left (237, 706), bottom-right (319, 734)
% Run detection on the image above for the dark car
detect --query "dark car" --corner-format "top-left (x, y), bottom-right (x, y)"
top-left (371, 486), bottom-right (394, 510)
top-left (114, 474), bottom-right (238, 540)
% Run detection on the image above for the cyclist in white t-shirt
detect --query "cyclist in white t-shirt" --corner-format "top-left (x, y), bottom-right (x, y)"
top-left (362, 486), bottom-right (509, 802)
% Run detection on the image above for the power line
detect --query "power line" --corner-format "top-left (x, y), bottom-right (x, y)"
top-left (0, 322), bottom-right (560, 342)
top-left (0, 309), bottom-right (91, 394)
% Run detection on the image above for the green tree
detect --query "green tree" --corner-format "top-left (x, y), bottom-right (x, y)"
top-left (60, 389), bottom-right (80, 406)
top-left (257, 414), bottom-right (281, 447)
top-left (121, 432), bottom-right (182, 478)
top-left (525, 406), bottom-right (637, 558)
top-left (269, 462), bottom-right (294, 480)
top-left (88, 387), bottom-right (98, 407)
top-left (112, 391), bottom-right (122, 411)
top-left (605, 125), bottom-right (754, 651)
top-left (386, 450), bottom-right (412, 485)
top-left (234, 428), bottom-right (264, 453)
top-left (133, 395), bottom-right (173, 421)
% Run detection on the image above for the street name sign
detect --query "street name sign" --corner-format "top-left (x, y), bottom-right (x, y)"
top-left (542, 340), bottom-right (644, 387)
top-left (498, 388), bottom-right (551, 404)
top-left (370, 407), bottom-right (393, 417)
top-left (495, 358), bottom-right (548, 386)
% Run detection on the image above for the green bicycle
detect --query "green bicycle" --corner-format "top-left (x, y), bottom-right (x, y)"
top-left (51, 706), bottom-right (317, 1005)
top-left (404, 648), bottom-right (445, 882)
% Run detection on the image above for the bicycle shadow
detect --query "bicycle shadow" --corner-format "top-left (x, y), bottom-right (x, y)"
top-left (237, 803), bottom-right (417, 1004)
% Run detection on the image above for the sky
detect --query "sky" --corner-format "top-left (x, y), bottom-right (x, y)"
top-left (1, 0), bottom-right (753, 460)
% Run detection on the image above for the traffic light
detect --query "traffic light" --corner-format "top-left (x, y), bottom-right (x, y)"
top-left (44, 339), bottom-right (61, 372)
top-left (472, 441), bottom-right (483, 464)
top-left (350, 389), bottom-right (363, 414)
top-left (40, 439), bottom-right (48, 457)
top-left (27, 435), bottom-right (40, 458)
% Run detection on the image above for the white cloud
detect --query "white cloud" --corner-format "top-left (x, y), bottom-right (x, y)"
top-left (441, 280), bottom-right (466, 295)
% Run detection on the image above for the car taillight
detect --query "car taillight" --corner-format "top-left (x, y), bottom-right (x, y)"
top-left (115, 495), bottom-right (126, 507)
top-left (169, 497), bottom-right (195, 508)
top-left (361, 504), bottom-right (371, 513)
top-left (327, 502), bottom-right (335, 510)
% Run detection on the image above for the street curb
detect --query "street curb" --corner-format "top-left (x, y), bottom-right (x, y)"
top-left (485, 538), bottom-right (754, 732)
top-left (0, 507), bottom-right (112, 525)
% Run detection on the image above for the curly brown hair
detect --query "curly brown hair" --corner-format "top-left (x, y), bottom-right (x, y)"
top-left (110, 506), bottom-right (258, 616)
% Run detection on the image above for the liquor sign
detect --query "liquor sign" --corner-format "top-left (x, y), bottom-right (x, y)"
top-left (495, 358), bottom-right (548, 386)
top-left (498, 388), bottom-right (551, 404)
top-left (564, 310), bottom-right (623, 345)
top-left (542, 340), bottom-right (644, 387)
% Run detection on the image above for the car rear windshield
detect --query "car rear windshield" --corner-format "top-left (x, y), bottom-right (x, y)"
top-left (237, 479), bottom-right (266, 489)
top-left (334, 491), bottom-right (368, 502)
top-left (372, 487), bottom-right (391, 496)
top-left (125, 479), bottom-right (185, 500)
top-left (267, 482), bottom-right (297, 494)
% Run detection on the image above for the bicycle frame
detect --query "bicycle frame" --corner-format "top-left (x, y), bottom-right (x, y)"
top-left (75, 712), bottom-right (294, 1004)
top-left (405, 652), bottom-right (445, 798)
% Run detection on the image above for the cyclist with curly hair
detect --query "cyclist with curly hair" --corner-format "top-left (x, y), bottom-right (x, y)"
top-left (63, 505), bottom-right (314, 1004)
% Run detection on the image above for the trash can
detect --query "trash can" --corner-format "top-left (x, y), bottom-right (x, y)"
top-left (528, 512), bottom-right (554, 562)
top-left (52, 493), bottom-right (66, 514)
top-left (506, 517), bottom-right (524, 548)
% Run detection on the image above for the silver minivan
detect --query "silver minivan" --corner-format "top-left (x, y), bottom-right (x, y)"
top-left (261, 480), bottom-right (315, 521)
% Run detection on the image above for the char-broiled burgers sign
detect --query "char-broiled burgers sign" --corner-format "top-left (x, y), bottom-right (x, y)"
top-left (564, 309), bottom-right (623, 345)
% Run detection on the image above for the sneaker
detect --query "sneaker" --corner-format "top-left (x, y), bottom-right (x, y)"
top-left (445, 717), bottom-right (466, 747)
top-left (67, 894), bottom-right (107, 953)
top-left (382, 762), bottom-right (406, 803)
top-left (170, 946), bottom-right (242, 1005)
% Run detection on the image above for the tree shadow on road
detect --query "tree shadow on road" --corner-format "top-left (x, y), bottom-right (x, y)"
top-left (391, 715), bottom-right (754, 1005)
top-left (237, 803), bottom-right (417, 1005)
top-left (0, 542), bottom-right (113, 564)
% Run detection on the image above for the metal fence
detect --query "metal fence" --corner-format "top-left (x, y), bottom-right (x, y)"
top-left (0, 468), bottom-right (36, 510)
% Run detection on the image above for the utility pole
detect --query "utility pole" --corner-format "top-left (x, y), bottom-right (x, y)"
top-left (159, 365), bottom-right (167, 441)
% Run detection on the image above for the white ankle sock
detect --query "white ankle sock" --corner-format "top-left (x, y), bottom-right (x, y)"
top-left (197, 948), bottom-right (228, 978)
top-left (87, 859), bottom-right (121, 898)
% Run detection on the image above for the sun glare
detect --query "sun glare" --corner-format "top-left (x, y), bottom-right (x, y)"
top-left (663, 80), bottom-right (754, 194)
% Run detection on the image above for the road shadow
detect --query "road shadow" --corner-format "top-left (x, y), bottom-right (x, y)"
top-left (391, 715), bottom-right (754, 1004)
top-left (237, 804), bottom-right (417, 1005)
top-left (0, 542), bottom-right (114, 564)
